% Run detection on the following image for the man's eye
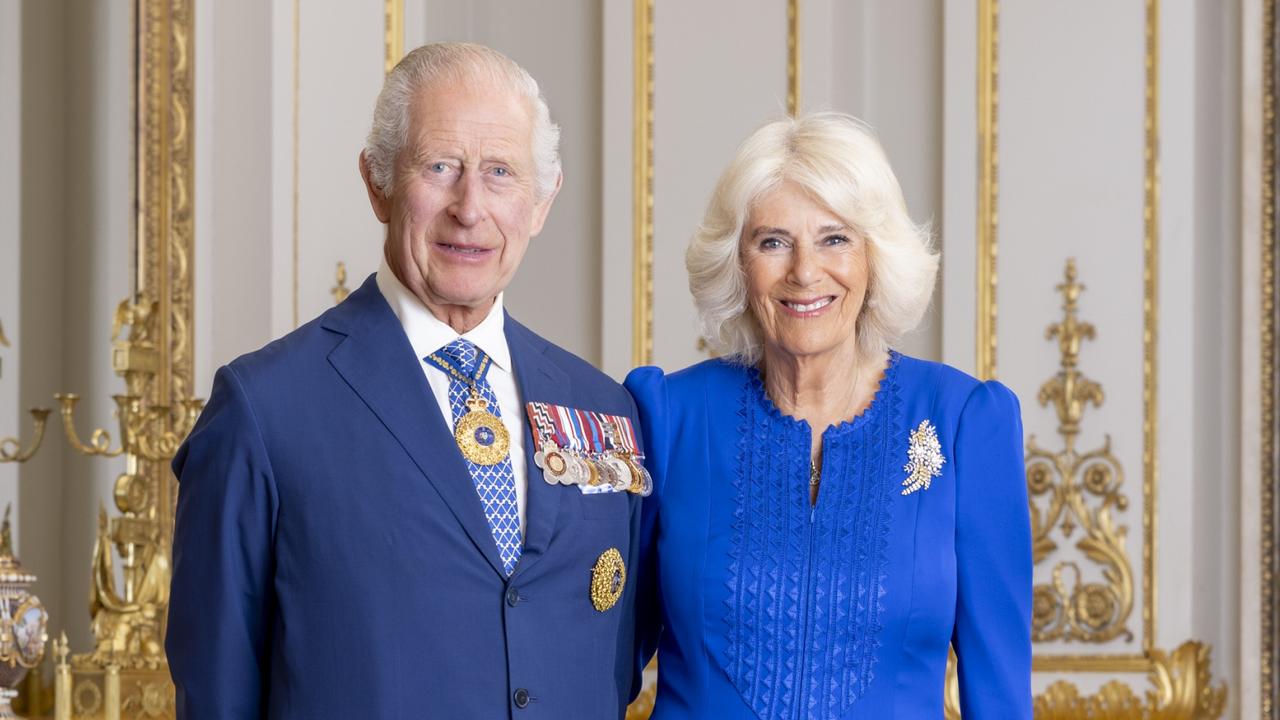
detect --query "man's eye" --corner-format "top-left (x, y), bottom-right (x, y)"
top-left (492, 167), bottom-right (510, 177)
top-left (429, 162), bottom-right (449, 173)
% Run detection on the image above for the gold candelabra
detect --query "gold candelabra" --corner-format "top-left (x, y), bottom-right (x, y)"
top-left (53, 295), bottom-right (202, 720)
top-left (0, 411), bottom-right (50, 466)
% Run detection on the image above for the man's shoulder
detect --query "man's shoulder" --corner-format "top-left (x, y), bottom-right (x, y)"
top-left (223, 305), bottom-right (349, 390)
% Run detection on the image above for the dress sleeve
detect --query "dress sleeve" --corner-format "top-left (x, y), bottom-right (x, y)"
top-left (951, 380), bottom-right (1032, 718)
top-left (167, 365), bottom-right (279, 719)
top-left (622, 366), bottom-right (670, 701)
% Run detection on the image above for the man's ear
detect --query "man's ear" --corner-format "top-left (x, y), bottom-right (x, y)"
top-left (359, 150), bottom-right (392, 223)
top-left (529, 171), bottom-right (563, 238)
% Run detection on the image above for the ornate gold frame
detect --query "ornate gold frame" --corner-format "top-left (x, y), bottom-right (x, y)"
top-left (384, 0), bottom-right (404, 76)
top-left (631, 0), bottom-right (654, 367)
top-left (52, 0), bottom-right (196, 717)
top-left (976, 0), bottom-right (999, 381)
top-left (1261, 0), bottom-right (1277, 716)
top-left (786, 0), bottom-right (800, 117)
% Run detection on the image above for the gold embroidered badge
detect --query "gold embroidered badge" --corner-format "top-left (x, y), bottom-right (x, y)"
top-left (590, 548), bottom-right (626, 612)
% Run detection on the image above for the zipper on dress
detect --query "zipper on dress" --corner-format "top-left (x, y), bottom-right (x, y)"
top-left (795, 460), bottom-right (817, 720)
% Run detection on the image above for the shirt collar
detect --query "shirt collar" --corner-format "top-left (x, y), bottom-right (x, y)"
top-left (375, 259), bottom-right (511, 372)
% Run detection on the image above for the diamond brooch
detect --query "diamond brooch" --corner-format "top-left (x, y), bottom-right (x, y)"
top-left (902, 419), bottom-right (945, 496)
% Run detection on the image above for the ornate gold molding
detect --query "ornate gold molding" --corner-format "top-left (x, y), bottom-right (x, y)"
top-left (631, 0), bottom-right (654, 367)
top-left (1261, 0), bottom-right (1277, 716)
top-left (1141, 0), bottom-right (1160, 657)
top-left (947, 641), bottom-right (1225, 719)
top-left (1028, 261), bottom-right (1134, 646)
top-left (787, 0), bottom-right (800, 117)
top-left (54, 0), bottom-right (197, 716)
top-left (384, 0), bottom-right (404, 76)
top-left (976, 0), bottom-right (999, 380)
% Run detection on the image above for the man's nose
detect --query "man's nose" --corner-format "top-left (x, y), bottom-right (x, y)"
top-left (449, 171), bottom-right (485, 227)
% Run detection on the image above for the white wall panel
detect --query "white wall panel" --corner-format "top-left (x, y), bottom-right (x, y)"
top-left (1000, 0), bottom-right (1148, 657)
top-left (295, 5), bottom-right (385, 328)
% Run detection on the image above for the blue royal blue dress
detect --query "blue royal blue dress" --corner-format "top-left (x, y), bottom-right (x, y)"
top-left (625, 353), bottom-right (1031, 719)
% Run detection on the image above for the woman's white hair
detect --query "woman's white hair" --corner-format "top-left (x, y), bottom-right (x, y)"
top-left (687, 112), bottom-right (938, 366)
top-left (364, 42), bottom-right (561, 200)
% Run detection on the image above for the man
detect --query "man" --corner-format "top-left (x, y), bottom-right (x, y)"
top-left (168, 43), bottom-right (643, 718)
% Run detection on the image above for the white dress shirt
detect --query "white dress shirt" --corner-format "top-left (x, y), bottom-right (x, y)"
top-left (376, 261), bottom-right (528, 533)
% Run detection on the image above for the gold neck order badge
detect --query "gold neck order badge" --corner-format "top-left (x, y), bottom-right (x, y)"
top-left (428, 351), bottom-right (511, 466)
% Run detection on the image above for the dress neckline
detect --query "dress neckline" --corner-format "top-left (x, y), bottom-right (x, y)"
top-left (747, 350), bottom-right (901, 439)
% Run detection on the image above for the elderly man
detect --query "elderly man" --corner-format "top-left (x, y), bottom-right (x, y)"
top-left (167, 43), bottom-right (643, 719)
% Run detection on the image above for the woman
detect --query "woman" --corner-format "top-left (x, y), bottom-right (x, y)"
top-left (625, 113), bottom-right (1031, 719)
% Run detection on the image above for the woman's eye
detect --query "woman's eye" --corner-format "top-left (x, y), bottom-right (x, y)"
top-left (823, 234), bottom-right (851, 246)
top-left (760, 237), bottom-right (785, 250)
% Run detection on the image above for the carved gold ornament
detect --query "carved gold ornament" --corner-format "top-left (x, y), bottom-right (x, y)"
top-left (943, 641), bottom-right (1226, 719)
top-left (590, 548), bottom-right (626, 612)
top-left (1026, 260), bottom-right (1133, 645)
top-left (331, 261), bottom-right (351, 305)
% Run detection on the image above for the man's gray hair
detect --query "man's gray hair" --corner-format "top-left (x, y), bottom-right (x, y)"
top-left (687, 112), bottom-right (939, 366)
top-left (364, 42), bottom-right (561, 200)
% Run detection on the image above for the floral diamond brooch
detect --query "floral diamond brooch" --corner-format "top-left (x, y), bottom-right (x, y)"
top-left (902, 419), bottom-right (945, 496)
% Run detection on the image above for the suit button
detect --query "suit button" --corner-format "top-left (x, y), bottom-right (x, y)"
top-left (513, 688), bottom-right (530, 708)
top-left (506, 587), bottom-right (520, 607)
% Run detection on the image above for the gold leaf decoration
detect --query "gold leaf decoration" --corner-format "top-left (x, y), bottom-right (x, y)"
top-left (1028, 260), bottom-right (1134, 644)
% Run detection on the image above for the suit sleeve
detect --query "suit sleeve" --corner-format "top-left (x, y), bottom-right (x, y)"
top-left (622, 366), bottom-right (671, 702)
top-left (167, 365), bottom-right (279, 719)
top-left (951, 380), bottom-right (1032, 719)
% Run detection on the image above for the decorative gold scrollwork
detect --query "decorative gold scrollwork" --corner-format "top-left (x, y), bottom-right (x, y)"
top-left (1027, 260), bottom-right (1134, 645)
top-left (944, 641), bottom-right (1225, 719)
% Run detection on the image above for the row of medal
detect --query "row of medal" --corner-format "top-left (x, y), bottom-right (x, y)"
top-left (525, 402), bottom-right (653, 496)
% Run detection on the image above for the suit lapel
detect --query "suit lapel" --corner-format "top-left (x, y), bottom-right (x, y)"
top-left (505, 316), bottom-right (568, 577)
top-left (323, 277), bottom-right (507, 579)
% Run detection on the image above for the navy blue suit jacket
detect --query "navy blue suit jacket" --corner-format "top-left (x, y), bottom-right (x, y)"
top-left (168, 276), bottom-right (642, 719)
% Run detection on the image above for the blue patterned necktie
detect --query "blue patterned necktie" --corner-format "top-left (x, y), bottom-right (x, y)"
top-left (426, 338), bottom-right (522, 575)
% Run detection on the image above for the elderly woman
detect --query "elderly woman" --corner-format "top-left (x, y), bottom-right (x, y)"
top-left (625, 113), bottom-right (1031, 719)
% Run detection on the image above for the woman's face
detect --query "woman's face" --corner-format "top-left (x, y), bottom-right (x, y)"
top-left (742, 181), bottom-right (868, 363)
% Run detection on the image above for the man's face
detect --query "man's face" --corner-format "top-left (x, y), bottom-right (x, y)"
top-left (362, 77), bottom-right (559, 322)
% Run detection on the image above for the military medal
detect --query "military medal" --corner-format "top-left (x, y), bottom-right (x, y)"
top-left (427, 351), bottom-right (510, 466)
top-left (589, 548), bottom-right (626, 612)
top-left (600, 456), bottom-right (632, 491)
top-left (525, 402), bottom-right (649, 495)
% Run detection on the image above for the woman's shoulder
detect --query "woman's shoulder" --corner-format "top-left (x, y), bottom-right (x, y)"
top-left (625, 357), bottom-right (750, 403)
top-left (890, 352), bottom-right (1020, 417)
